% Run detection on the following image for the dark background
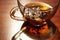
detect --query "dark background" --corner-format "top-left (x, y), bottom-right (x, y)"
top-left (0, 0), bottom-right (60, 40)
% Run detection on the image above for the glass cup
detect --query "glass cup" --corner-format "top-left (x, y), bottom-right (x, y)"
top-left (10, 0), bottom-right (60, 40)
top-left (10, 0), bottom-right (60, 26)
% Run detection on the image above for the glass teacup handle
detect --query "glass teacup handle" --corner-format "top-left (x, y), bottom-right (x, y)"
top-left (10, 6), bottom-right (26, 21)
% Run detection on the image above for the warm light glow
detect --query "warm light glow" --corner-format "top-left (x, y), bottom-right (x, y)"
top-left (40, 2), bottom-right (53, 10)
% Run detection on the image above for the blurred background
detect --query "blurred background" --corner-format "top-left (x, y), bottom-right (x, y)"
top-left (0, 0), bottom-right (60, 40)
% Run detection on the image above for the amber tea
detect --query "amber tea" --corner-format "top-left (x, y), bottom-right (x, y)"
top-left (20, 2), bottom-right (53, 25)
top-left (10, 0), bottom-right (60, 40)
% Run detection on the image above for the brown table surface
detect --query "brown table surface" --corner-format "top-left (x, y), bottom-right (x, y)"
top-left (0, 0), bottom-right (60, 40)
